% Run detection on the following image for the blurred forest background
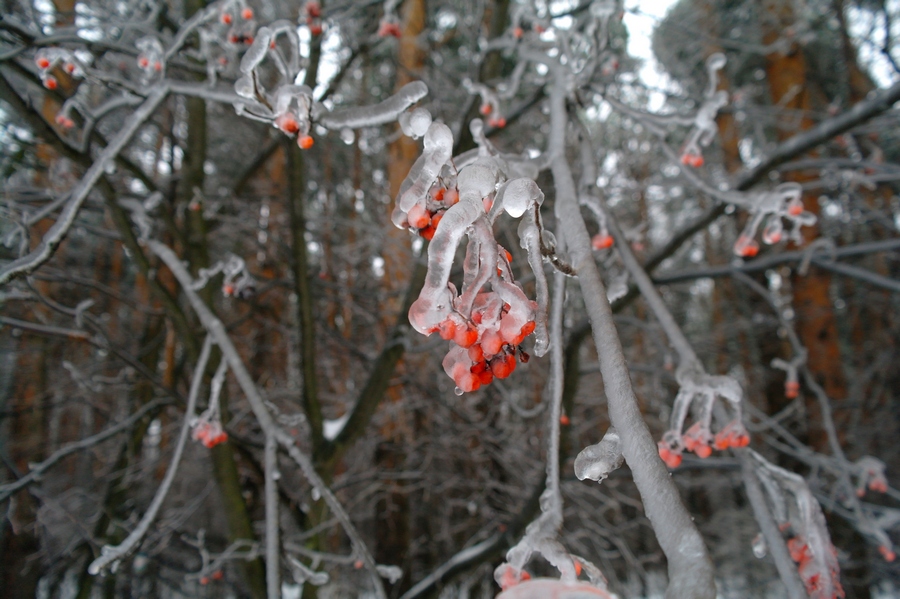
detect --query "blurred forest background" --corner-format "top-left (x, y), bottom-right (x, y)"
top-left (1, 0), bottom-right (899, 598)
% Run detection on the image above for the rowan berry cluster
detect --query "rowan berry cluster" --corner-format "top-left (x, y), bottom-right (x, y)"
top-left (34, 48), bottom-right (83, 91)
top-left (657, 418), bottom-right (750, 468)
top-left (192, 418), bottom-right (228, 448)
top-left (732, 182), bottom-right (816, 258)
top-left (404, 183), bottom-right (459, 240)
top-left (786, 534), bottom-right (846, 598)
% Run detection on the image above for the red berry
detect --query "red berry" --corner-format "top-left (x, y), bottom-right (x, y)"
top-left (221, 12), bottom-right (232, 24)
top-left (559, 414), bottom-right (570, 426)
top-left (479, 104), bottom-right (492, 115)
top-left (44, 76), bottom-right (58, 90)
top-left (592, 234), bottom-right (614, 250)
top-left (467, 344), bottom-right (484, 363)
top-left (310, 23), bottom-right (323, 36)
top-left (276, 113), bottom-right (300, 134)
top-left (241, 8), bottom-right (254, 19)
top-left (37, 57), bottom-right (50, 69)
top-left (785, 381), bottom-right (800, 398)
top-left (788, 200), bottom-right (804, 216)
top-left (212, 570), bottom-right (224, 581)
top-left (454, 325), bottom-right (478, 348)
top-left (658, 444), bottom-right (682, 468)
top-left (298, 135), bottom-right (314, 150)
top-left (419, 225), bottom-right (435, 240)
top-left (306, 1), bottom-right (321, 18)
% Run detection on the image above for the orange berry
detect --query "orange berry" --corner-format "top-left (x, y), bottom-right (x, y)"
top-left (559, 414), bottom-right (570, 426)
top-left (468, 344), bottom-right (484, 363)
top-left (513, 27), bottom-right (523, 38)
top-left (658, 444), bottom-right (682, 468)
top-left (785, 381), bottom-right (800, 398)
top-left (241, 7), bottom-right (253, 19)
top-left (276, 113), bottom-right (300, 134)
top-left (788, 201), bottom-right (804, 216)
top-left (592, 234), bottom-right (614, 250)
top-left (221, 12), bottom-right (232, 24)
top-left (200, 577), bottom-right (209, 585)
top-left (430, 212), bottom-right (443, 230)
top-left (419, 225), bottom-right (435, 240)
top-left (298, 135), bottom-right (314, 149)
top-left (37, 57), bottom-right (50, 69)
top-left (44, 76), bottom-right (58, 90)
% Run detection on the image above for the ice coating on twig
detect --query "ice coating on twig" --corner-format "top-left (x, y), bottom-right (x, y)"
top-left (730, 182), bottom-right (817, 257)
top-left (316, 81), bottom-right (429, 130)
top-left (657, 360), bottom-right (749, 468)
top-left (191, 359), bottom-right (229, 448)
top-left (495, 578), bottom-right (615, 599)
top-left (288, 556), bottom-right (329, 586)
top-left (136, 36), bottom-right (165, 82)
top-left (574, 428), bottom-right (624, 483)
top-left (854, 456), bottom-right (889, 497)
top-left (680, 53), bottom-right (728, 167)
top-left (750, 450), bottom-right (845, 599)
top-left (772, 349), bottom-right (806, 399)
top-left (400, 129), bottom-right (553, 391)
top-left (398, 107), bottom-right (433, 139)
top-left (464, 79), bottom-right (507, 129)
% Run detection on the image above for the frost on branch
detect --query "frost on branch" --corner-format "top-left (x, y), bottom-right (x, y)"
top-left (657, 362), bottom-right (749, 468)
top-left (400, 124), bottom-right (553, 393)
top-left (750, 450), bottom-right (845, 599)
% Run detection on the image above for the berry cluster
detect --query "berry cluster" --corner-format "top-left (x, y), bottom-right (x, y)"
top-left (304, 2), bottom-right (323, 36)
top-left (404, 184), bottom-right (459, 240)
top-left (34, 48), bottom-right (83, 90)
top-left (786, 535), bottom-right (845, 598)
top-left (192, 418), bottom-right (228, 448)
top-left (439, 287), bottom-right (536, 393)
top-left (657, 418), bottom-right (749, 468)
top-left (732, 182), bottom-right (815, 258)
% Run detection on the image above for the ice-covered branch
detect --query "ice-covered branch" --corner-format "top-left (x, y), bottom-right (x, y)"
top-left (0, 397), bottom-right (167, 502)
top-left (88, 335), bottom-right (212, 575)
top-left (146, 240), bottom-right (388, 599)
top-left (0, 86), bottom-right (168, 285)
top-left (543, 56), bottom-right (716, 599)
